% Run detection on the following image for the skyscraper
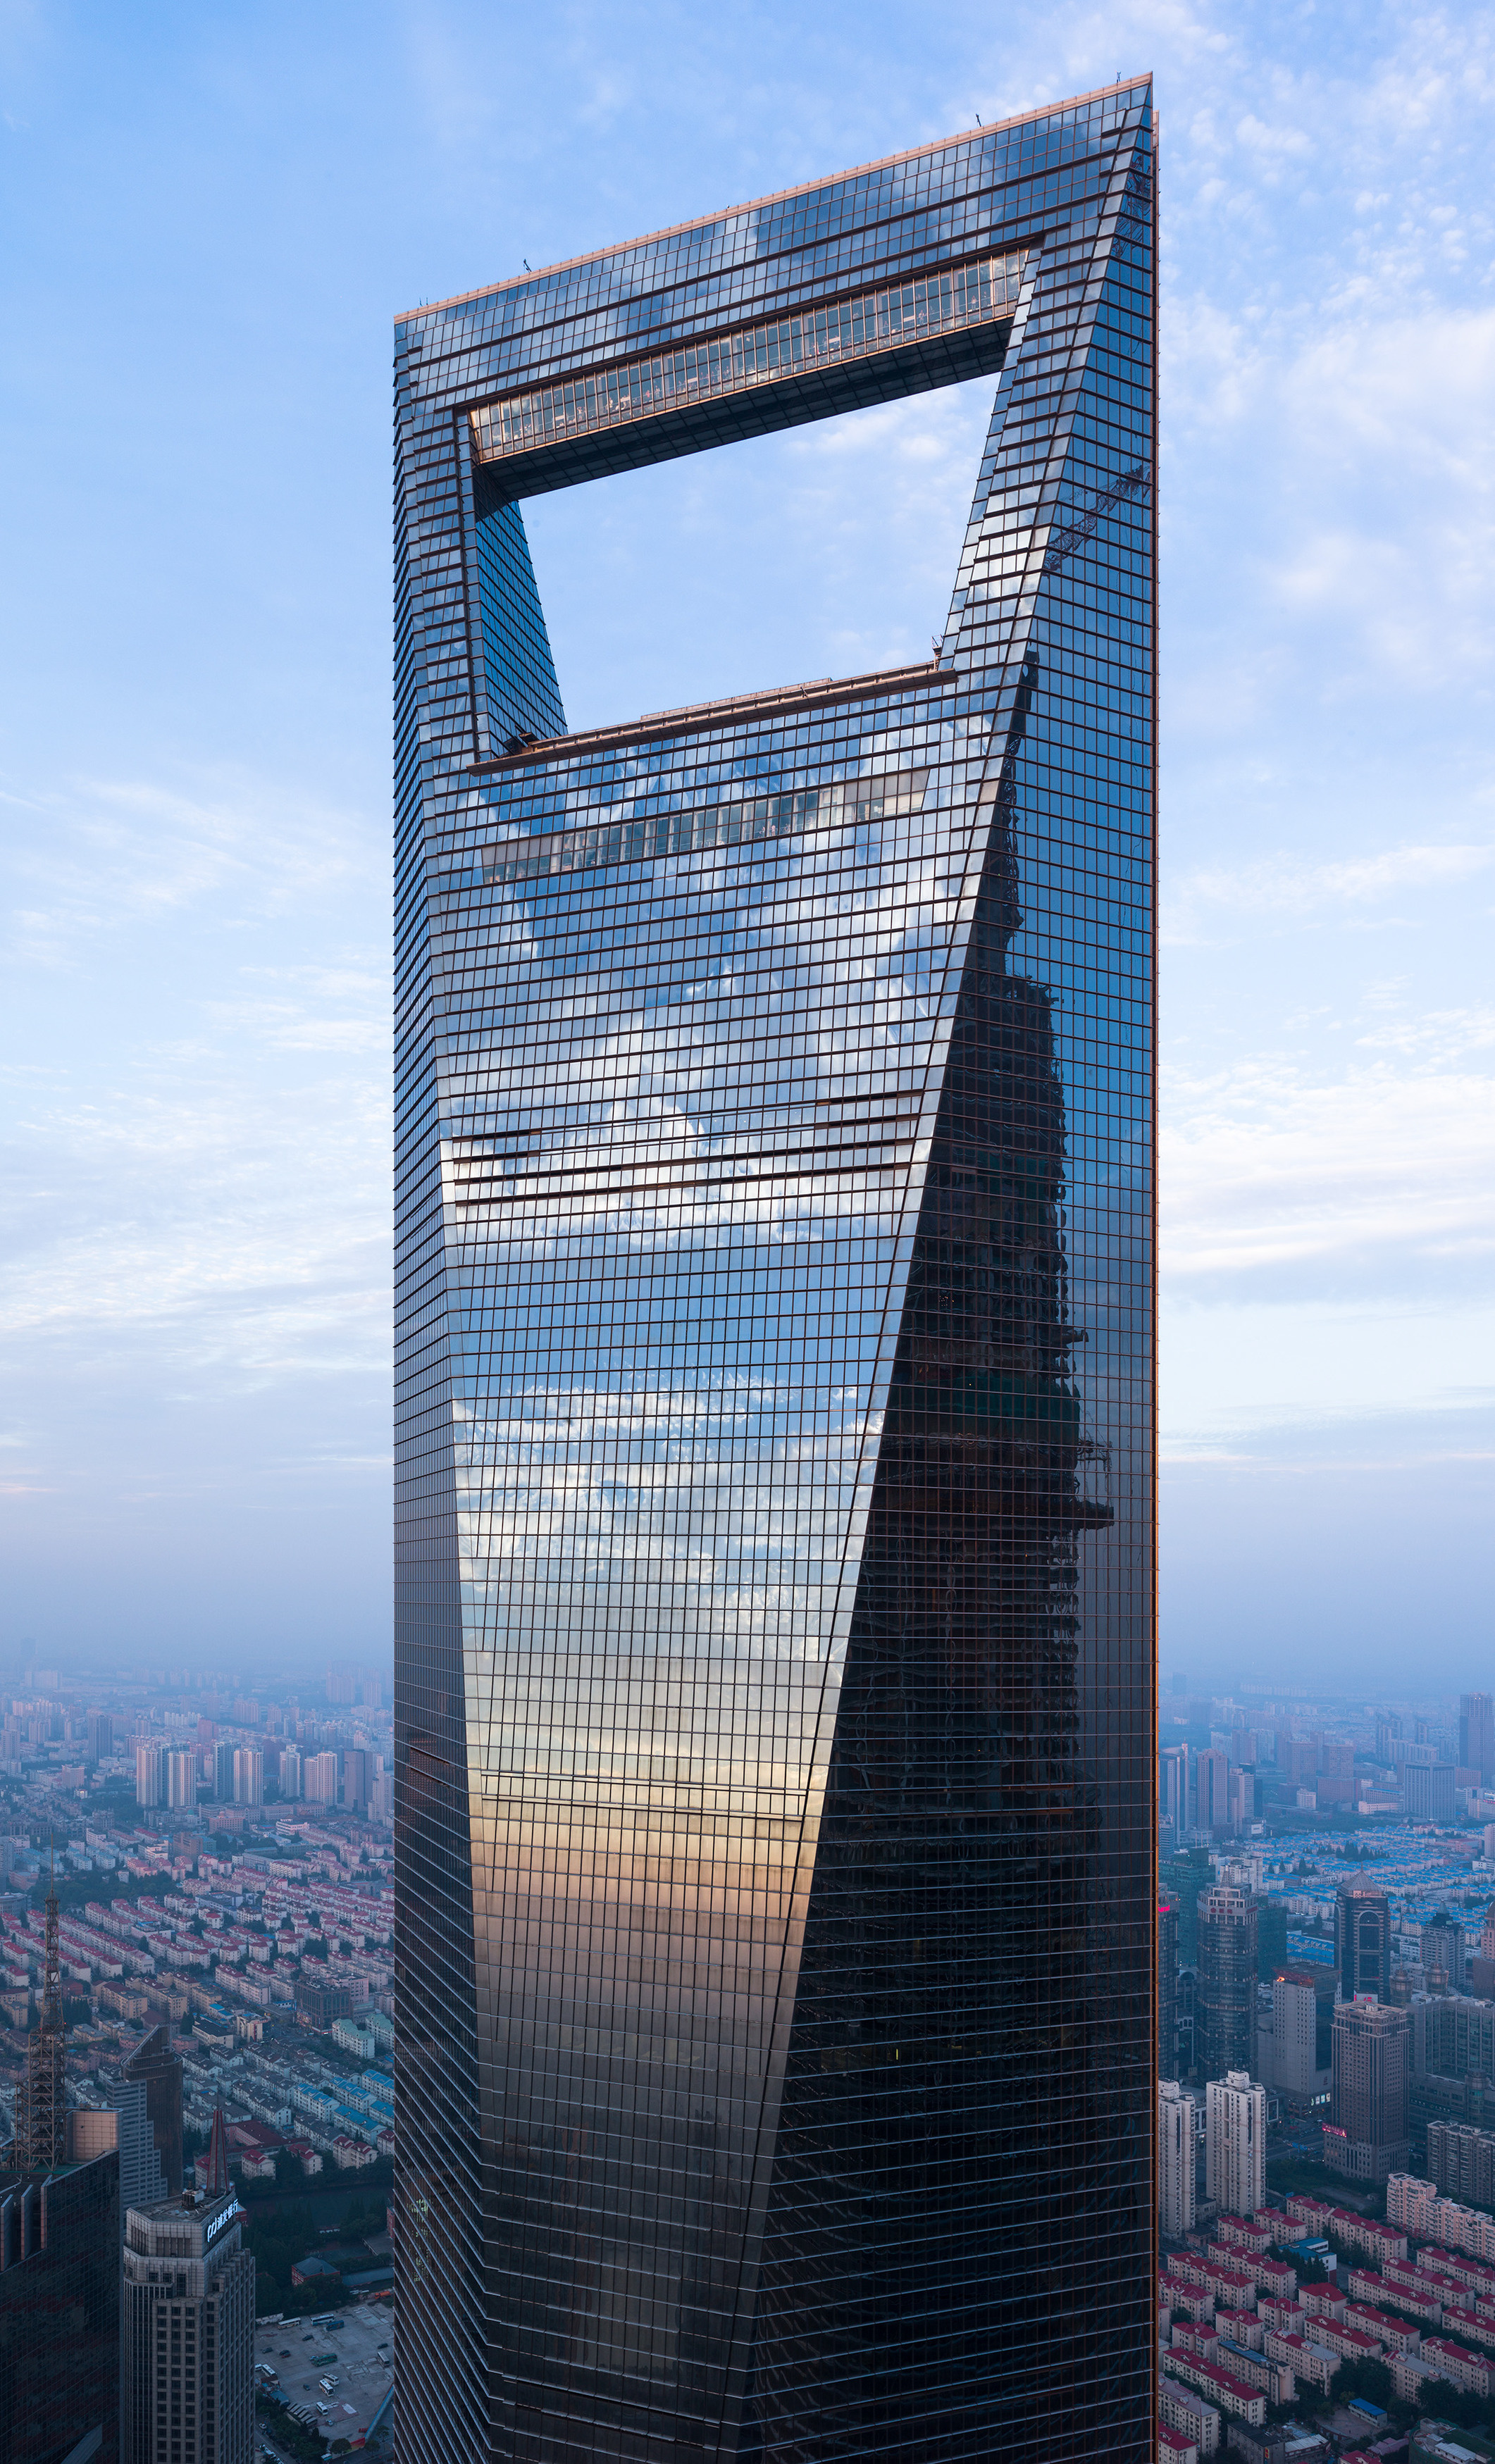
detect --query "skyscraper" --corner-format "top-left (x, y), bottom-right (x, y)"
top-left (394, 80), bottom-right (1157, 2464)
top-left (1197, 1882), bottom-right (1258, 2084)
top-left (1460, 1692), bottom-right (1494, 1784)
top-left (1158, 2079), bottom-right (1196, 2239)
top-left (1160, 1743), bottom-right (1187, 1838)
top-left (0, 2147), bottom-right (121, 2464)
top-left (135, 1739), bottom-right (165, 1810)
top-left (120, 2185), bottom-right (253, 2464)
top-left (232, 1747), bottom-right (263, 1806)
top-left (1196, 1746), bottom-right (1230, 1833)
top-left (125, 2024), bottom-right (184, 2200)
top-left (1159, 1900), bottom-right (1180, 2082)
top-left (1328, 1996), bottom-right (1409, 2183)
top-left (1336, 1881), bottom-right (1391, 2002)
top-left (1205, 2071), bottom-right (1265, 2220)
top-left (1263, 1964), bottom-right (1332, 2116)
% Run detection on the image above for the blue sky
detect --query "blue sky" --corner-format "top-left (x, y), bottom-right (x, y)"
top-left (2, 1), bottom-right (1491, 1686)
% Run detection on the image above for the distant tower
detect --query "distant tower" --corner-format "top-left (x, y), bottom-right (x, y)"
top-left (121, 2185), bottom-right (253, 2464)
top-left (1335, 1881), bottom-right (1391, 2002)
top-left (125, 2024), bottom-right (184, 2197)
top-left (1206, 2071), bottom-right (1266, 2217)
top-left (1198, 1882), bottom-right (1258, 2082)
top-left (1330, 1995), bottom-right (1410, 2182)
top-left (1158, 2079), bottom-right (1198, 2238)
top-left (207, 2105), bottom-right (230, 2196)
top-left (1159, 1903), bottom-right (1179, 2082)
top-left (1460, 1693), bottom-right (1495, 1784)
top-left (16, 1853), bottom-right (66, 2171)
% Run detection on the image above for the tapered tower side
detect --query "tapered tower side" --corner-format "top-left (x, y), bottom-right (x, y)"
top-left (394, 80), bottom-right (1157, 2464)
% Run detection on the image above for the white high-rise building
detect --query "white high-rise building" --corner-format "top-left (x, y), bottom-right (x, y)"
top-left (1158, 2078), bottom-right (1198, 2239)
top-left (135, 1740), bottom-right (165, 1810)
top-left (121, 2186), bottom-right (254, 2464)
top-left (1267, 1966), bottom-right (1330, 2109)
top-left (304, 1750), bottom-right (340, 1805)
top-left (279, 1746), bottom-right (302, 1800)
top-left (232, 1748), bottom-right (263, 1807)
top-left (166, 1749), bottom-right (197, 1810)
top-left (1206, 2069), bottom-right (1266, 2218)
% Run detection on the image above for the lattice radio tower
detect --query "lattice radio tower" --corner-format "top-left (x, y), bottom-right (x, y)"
top-left (17, 1841), bottom-right (67, 2172)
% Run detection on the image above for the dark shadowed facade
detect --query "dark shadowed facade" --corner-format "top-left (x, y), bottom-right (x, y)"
top-left (393, 80), bottom-right (1158, 2464)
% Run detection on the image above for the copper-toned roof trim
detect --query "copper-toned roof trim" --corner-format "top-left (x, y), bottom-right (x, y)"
top-left (396, 75), bottom-right (1152, 326)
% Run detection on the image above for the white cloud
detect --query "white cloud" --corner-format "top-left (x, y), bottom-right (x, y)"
top-left (1164, 1053), bottom-right (1495, 1285)
top-left (1165, 841), bottom-right (1495, 940)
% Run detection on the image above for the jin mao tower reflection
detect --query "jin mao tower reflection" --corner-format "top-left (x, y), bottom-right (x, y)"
top-left (393, 80), bottom-right (1158, 2464)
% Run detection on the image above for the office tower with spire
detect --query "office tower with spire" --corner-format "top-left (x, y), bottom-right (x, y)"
top-left (394, 77), bottom-right (1158, 2464)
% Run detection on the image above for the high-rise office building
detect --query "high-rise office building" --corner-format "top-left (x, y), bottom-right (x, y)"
top-left (1205, 2070), bottom-right (1265, 2220)
top-left (1460, 1693), bottom-right (1495, 1785)
top-left (1158, 2079), bottom-right (1197, 2239)
top-left (0, 2148), bottom-right (121, 2464)
top-left (121, 2186), bottom-right (254, 2464)
top-left (125, 2025), bottom-right (185, 2200)
top-left (213, 1740), bottom-right (236, 1801)
top-left (394, 80), bottom-right (1158, 2464)
top-left (342, 1746), bottom-right (371, 1812)
top-left (1329, 1995), bottom-right (1409, 2182)
top-left (1197, 1883), bottom-right (1258, 2085)
top-left (1404, 1760), bottom-right (1456, 1823)
top-left (1336, 1881), bottom-right (1391, 2003)
top-left (1159, 1901), bottom-right (1179, 2082)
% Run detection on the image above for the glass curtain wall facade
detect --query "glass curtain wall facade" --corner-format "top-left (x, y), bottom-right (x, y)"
top-left (394, 78), bottom-right (1157, 2464)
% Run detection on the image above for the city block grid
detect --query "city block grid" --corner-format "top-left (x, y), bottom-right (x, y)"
top-left (0, 1656), bottom-right (399, 2464)
top-left (1160, 1685), bottom-right (1495, 2464)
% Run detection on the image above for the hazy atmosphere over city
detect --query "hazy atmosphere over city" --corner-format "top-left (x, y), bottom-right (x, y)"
top-left (3, 2), bottom-right (1491, 1686)
top-left (5, 11), bottom-right (1495, 2464)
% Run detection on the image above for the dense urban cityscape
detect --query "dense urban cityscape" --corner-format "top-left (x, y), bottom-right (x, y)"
top-left (1158, 1684), bottom-right (1495, 2464)
top-left (11, 1667), bottom-right (1495, 2462)
top-left (0, 1657), bottom-right (395, 2463)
